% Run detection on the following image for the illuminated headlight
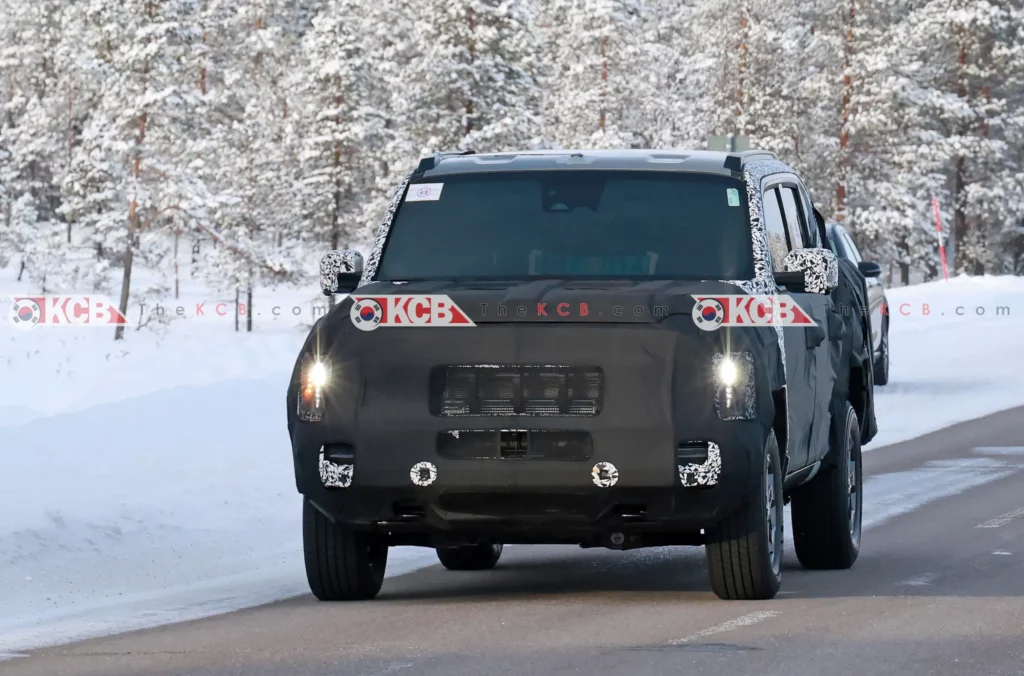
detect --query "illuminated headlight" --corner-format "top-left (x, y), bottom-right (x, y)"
top-left (297, 357), bottom-right (330, 422)
top-left (718, 358), bottom-right (739, 387)
top-left (309, 361), bottom-right (328, 388)
top-left (713, 352), bottom-right (756, 420)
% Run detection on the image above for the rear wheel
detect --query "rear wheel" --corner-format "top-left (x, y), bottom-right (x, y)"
top-left (436, 543), bottom-right (503, 571)
top-left (303, 498), bottom-right (388, 601)
top-left (791, 401), bottom-right (862, 569)
top-left (705, 430), bottom-right (784, 600)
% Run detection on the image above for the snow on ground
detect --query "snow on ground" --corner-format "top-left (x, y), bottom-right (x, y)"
top-left (865, 274), bottom-right (1024, 449)
top-left (1, 270), bottom-right (1023, 651)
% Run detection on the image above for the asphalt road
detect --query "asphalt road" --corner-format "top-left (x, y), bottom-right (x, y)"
top-left (5, 406), bottom-right (1024, 676)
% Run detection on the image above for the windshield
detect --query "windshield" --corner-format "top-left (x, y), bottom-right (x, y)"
top-left (376, 170), bottom-right (754, 281)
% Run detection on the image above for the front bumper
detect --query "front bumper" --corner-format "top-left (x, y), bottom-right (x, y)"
top-left (294, 419), bottom-right (768, 540)
top-left (289, 322), bottom-right (778, 542)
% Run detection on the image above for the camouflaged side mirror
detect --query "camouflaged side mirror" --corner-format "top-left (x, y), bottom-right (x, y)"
top-left (319, 250), bottom-right (364, 296)
top-left (780, 248), bottom-right (839, 295)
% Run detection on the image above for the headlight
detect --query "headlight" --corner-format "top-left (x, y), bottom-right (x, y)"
top-left (718, 358), bottom-right (739, 387)
top-left (297, 357), bottom-right (330, 422)
top-left (309, 361), bottom-right (328, 388)
top-left (713, 352), bottom-right (756, 420)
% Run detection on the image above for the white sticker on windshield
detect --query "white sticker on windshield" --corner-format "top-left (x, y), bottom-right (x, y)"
top-left (727, 188), bottom-right (740, 207)
top-left (406, 183), bottom-right (444, 202)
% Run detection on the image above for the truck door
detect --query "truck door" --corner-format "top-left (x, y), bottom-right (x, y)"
top-left (778, 184), bottom-right (834, 466)
top-left (761, 185), bottom-right (814, 472)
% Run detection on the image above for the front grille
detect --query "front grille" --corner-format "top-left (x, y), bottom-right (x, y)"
top-left (430, 365), bottom-right (604, 417)
top-left (437, 429), bottom-right (593, 461)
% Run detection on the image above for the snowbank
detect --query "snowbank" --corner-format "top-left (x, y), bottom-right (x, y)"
top-left (2, 272), bottom-right (1023, 651)
top-left (867, 274), bottom-right (1024, 449)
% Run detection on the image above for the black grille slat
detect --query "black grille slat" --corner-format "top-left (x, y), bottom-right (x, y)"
top-left (437, 430), bottom-right (593, 461)
top-left (430, 366), bottom-right (604, 417)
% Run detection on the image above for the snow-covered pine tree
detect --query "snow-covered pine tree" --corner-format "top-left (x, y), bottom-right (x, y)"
top-left (294, 0), bottom-right (400, 310)
top-left (197, 0), bottom-right (307, 327)
top-left (57, 0), bottom-right (212, 338)
top-left (403, 0), bottom-right (543, 153)
top-left (0, 0), bottom-right (89, 289)
top-left (538, 0), bottom-right (644, 149)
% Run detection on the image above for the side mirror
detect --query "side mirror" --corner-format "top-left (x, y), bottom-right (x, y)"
top-left (319, 250), bottom-right (364, 296)
top-left (777, 249), bottom-right (839, 295)
top-left (858, 261), bottom-right (882, 278)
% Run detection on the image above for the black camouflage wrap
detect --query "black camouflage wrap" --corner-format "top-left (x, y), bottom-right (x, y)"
top-left (287, 278), bottom-right (784, 533)
top-left (286, 155), bottom-right (876, 538)
top-left (830, 258), bottom-right (879, 444)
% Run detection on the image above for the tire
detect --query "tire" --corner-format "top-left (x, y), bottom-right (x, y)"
top-left (436, 543), bottom-right (503, 571)
top-left (873, 322), bottom-right (889, 386)
top-left (705, 430), bottom-right (784, 600)
top-left (303, 498), bottom-right (388, 601)
top-left (791, 401), bottom-right (862, 570)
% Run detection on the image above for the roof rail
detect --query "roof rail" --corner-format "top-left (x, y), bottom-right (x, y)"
top-left (723, 150), bottom-right (778, 172)
top-left (415, 149), bottom-right (476, 174)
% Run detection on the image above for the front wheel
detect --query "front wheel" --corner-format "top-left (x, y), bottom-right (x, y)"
top-left (705, 430), bottom-right (784, 600)
top-left (303, 498), bottom-right (388, 601)
top-left (791, 401), bottom-right (862, 569)
top-left (436, 543), bottom-right (503, 571)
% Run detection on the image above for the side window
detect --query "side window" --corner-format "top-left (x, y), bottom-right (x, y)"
top-left (842, 231), bottom-right (863, 262)
top-left (762, 188), bottom-right (791, 272)
top-left (801, 190), bottom-right (821, 247)
top-left (778, 187), bottom-right (807, 249)
top-left (826, 231), bottom-right (841, 257)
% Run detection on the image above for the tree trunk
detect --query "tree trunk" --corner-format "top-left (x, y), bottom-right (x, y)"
top-left (899, 261), bottom-right (909, 286)
top-left (235, 287), bottom-right (240, 332)
top-left (951, 30), bottom-right (969, 274)
top-left (199, 0), bottom-right (208, 95)
top-left (246, 284), bottom-right (253, 332)
top-left (115, 201), bottom-right (138, 341)
top-left (599, 35), bottom-right (608, 133)
top-left (66, 79), bottom-right (74, 244)
top-left (465, 7), bottom-right (476, 138)
top-left (17, 259), bottom-right (25, 282)
top-left (173, 227), bottom-right (180, 300)
top-left (736, 8), bottom-right (749, 130)
top-left (836, 0), bottom-right (855, 221)
top-left (952, 155), bottom-right (966, 275)
top-left (115, 110), bottom-right (148, 341)
top-left (329, 82), bottom-right (343, 311)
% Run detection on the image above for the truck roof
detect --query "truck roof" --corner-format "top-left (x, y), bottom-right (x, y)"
top-left (413, 148), bottom-right (784, 178)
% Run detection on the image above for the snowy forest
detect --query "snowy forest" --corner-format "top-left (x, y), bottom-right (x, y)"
top-left (2, 0), bottom-right (1023, 328)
